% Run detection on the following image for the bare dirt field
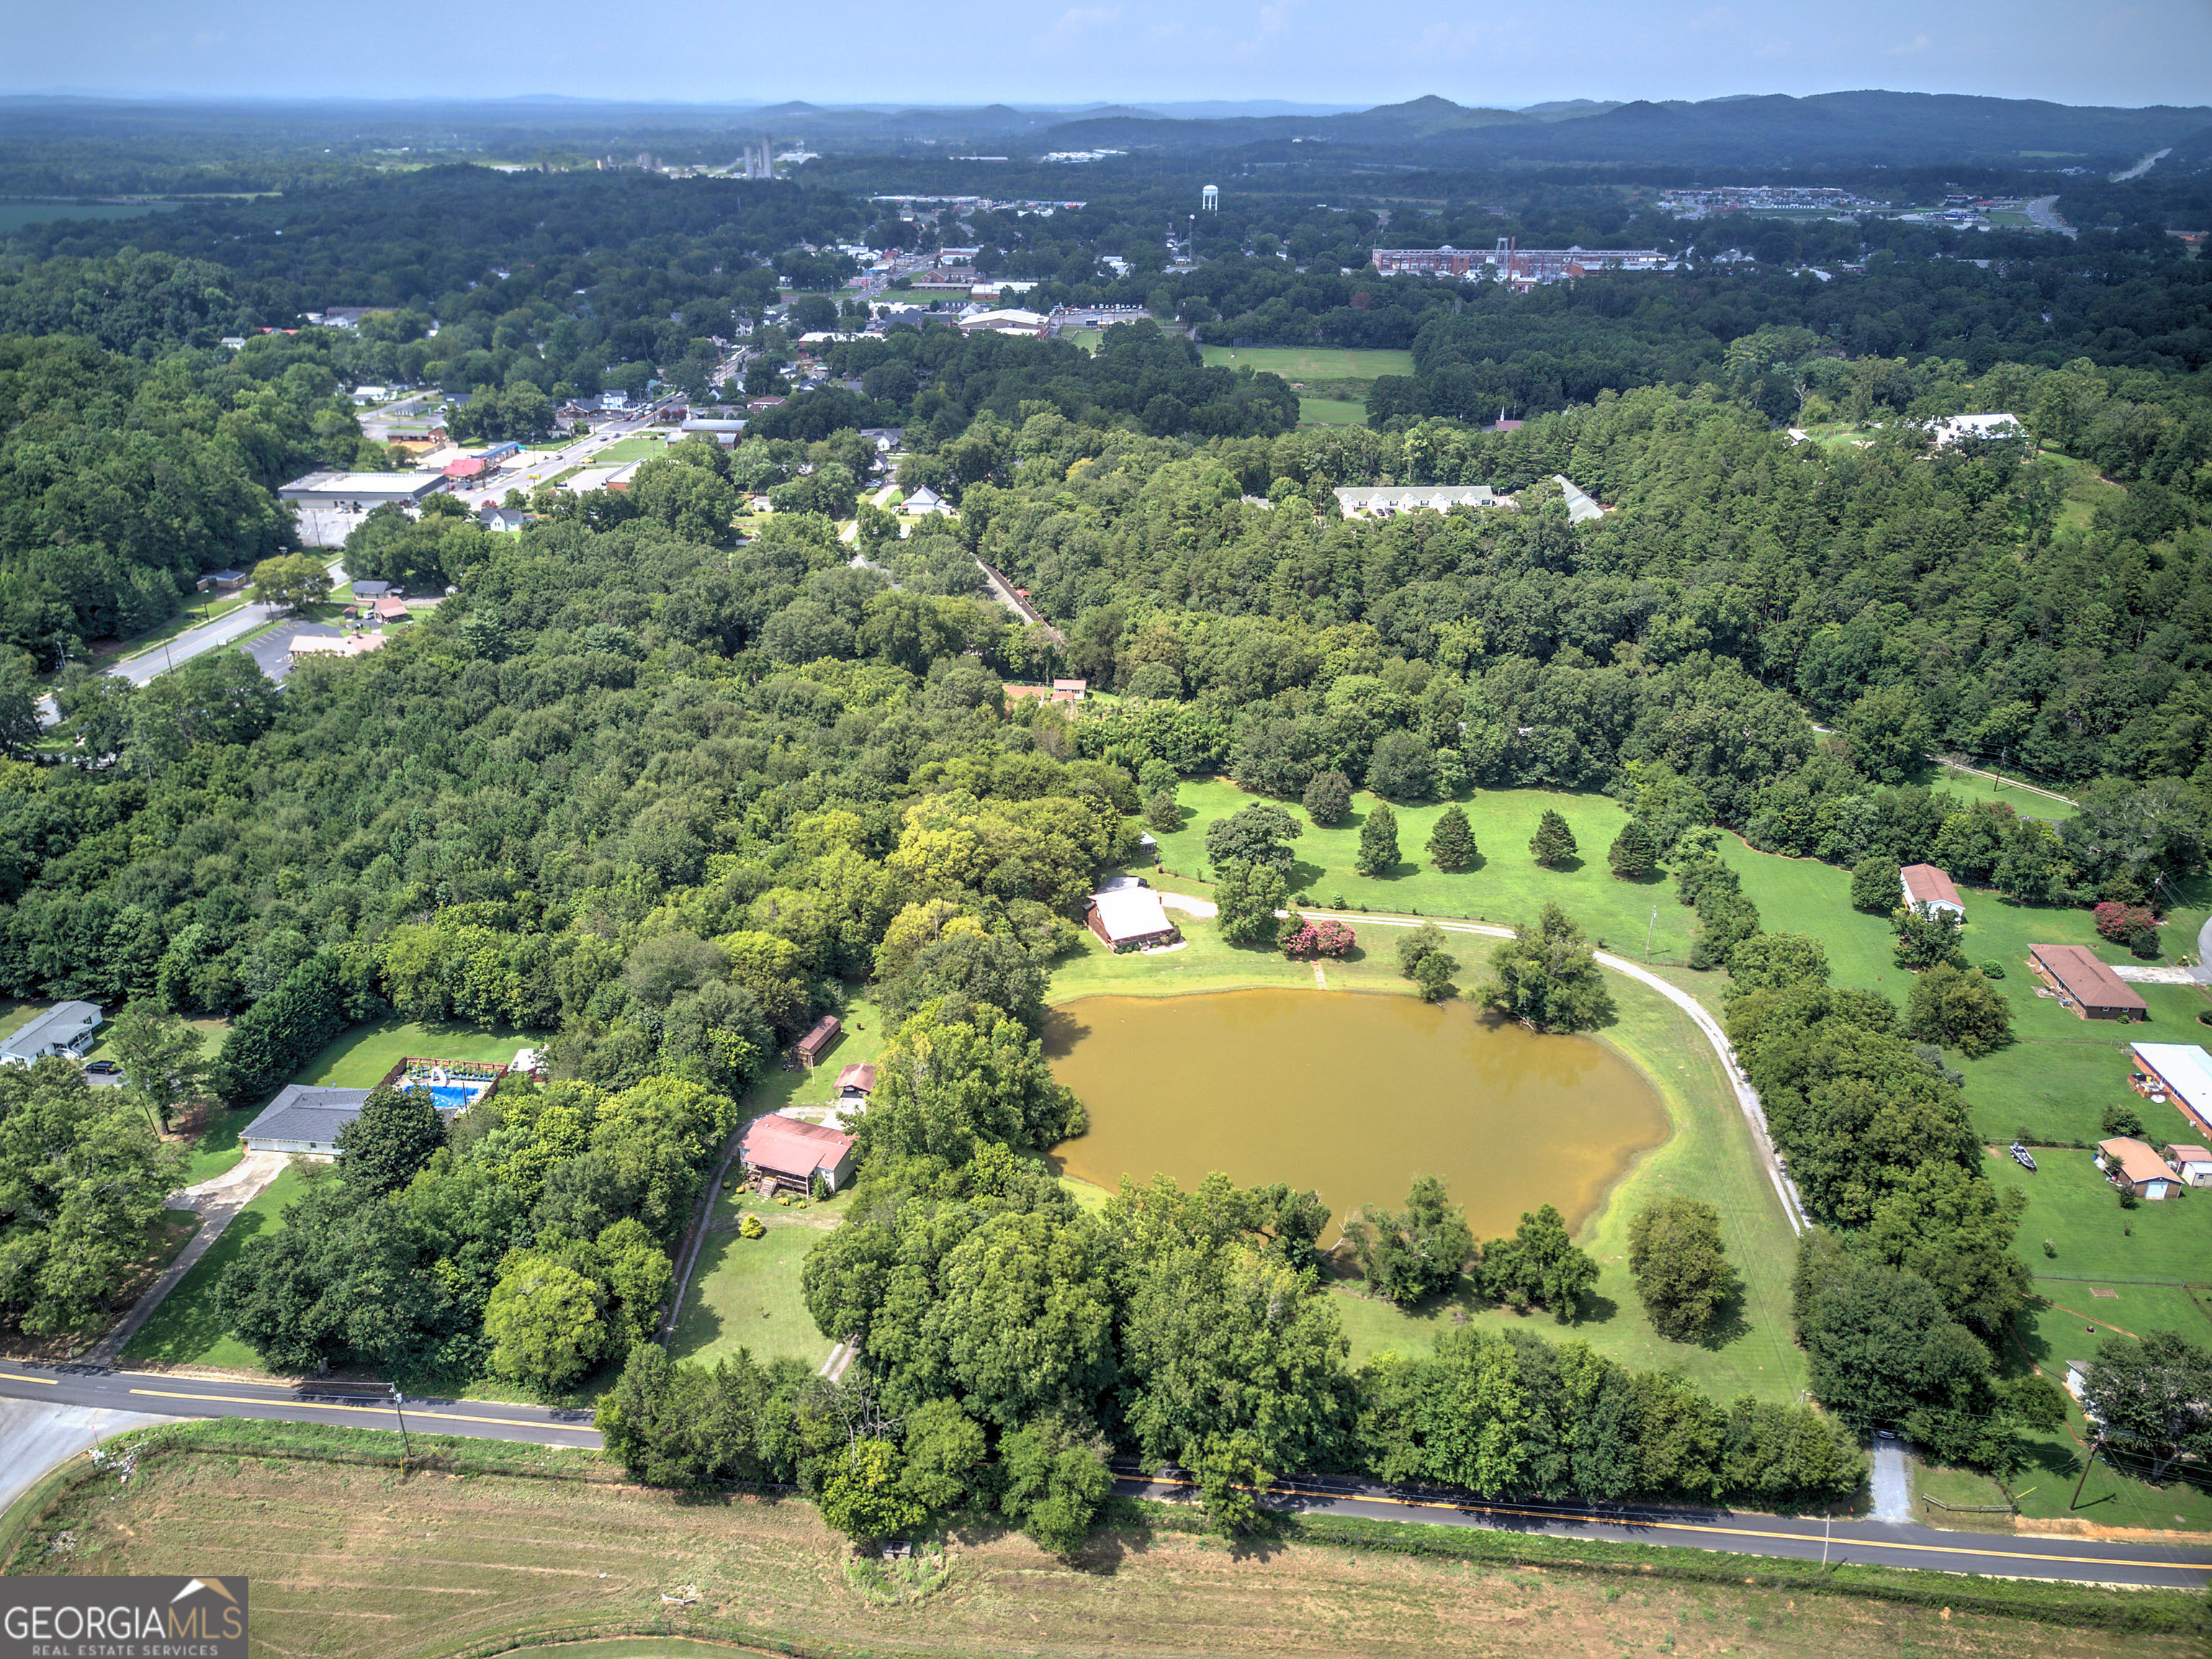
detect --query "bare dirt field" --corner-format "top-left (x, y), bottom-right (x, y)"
top-left (16, 1447), bottom-right (2198, 1659)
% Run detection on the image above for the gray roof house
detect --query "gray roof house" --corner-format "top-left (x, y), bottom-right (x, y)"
top-left (1, 1001), bottom-right (104, 1064)
top-left (240, 1085), bottom-right (372, 1158)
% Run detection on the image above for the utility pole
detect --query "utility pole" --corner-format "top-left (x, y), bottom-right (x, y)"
top-left (1821, 1509), bottom-right (1831, 1568)
top-left (392, 1387), bottom-right (413, 1462)
top-left (2069, 1435), bottom-right (2103, 1509)
top-left (1646, 904), bottom-right (1657, 961)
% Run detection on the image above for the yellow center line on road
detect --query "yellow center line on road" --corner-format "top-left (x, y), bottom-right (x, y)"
top-left (0, 1370), bottom-right (60, 1384)
top-left (125, 1388), bottom-right (598, 1434)
top-left (1132, 1477), bottom-right (2212, 1573)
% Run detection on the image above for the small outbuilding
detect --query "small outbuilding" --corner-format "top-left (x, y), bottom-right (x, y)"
top-left (2098, 1136), bottom-right (2174, 1200)
top-left (794, 1015), bottom-right (842, 1068)
top-left (196, 570), bottom-right (250, 594)
top-left (240, 1085), bottom-right (374, 1159)
top-left (1899, 863), bottom-right (1964, 918)
top-left (834, 1062), bottom-right (877, 1100)
top-left (0, 1001), bottom-right (104, 1065)
top-left (2165, 1144), bottom-right (2212, 1187)
top-left (1086, 885), bottom-right (1179, 950)
top-left (740, 1114), bottom-right (857, 1194)
top-left (2028, 944), bottom-right (2148, 1022)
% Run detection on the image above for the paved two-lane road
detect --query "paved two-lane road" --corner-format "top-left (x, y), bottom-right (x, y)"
top-left (0, 1362), bottom-right (2200, 1588)
top-left (1115, 1470), bottom-right (2212, 1591)
top-left (0, 1362), bottom-right (599, 1450)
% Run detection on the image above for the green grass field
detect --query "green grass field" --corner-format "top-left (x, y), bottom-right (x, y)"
top-left (589, 433), bottom-right (670, 464)
top-left (1298, 395), bottom-right (1367, 426)
top-left (121, 1164), bottom-right (313, 1368)
top-left (1146, 778), bottom-right (1700, 966)
top-left (665, 1187), bottom-right (852, 1371)
top-left (1199, 345), bottom-right (1414, 381)
top-left (1920, 1287), bottom-right (2212, 1531)
top-left (1985, 1150), bottom-right (2212, 1283)
top-left (294, 1017), bottom-right (529, 1088)
top-left (1922, 760), bottom-right (2077, 820)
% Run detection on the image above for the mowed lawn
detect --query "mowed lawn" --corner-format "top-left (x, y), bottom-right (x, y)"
top-left (294, 1017), bottom-right (530, 1088)
top-left (122, 1164), bottom-right (313, 1369)
top-left (1984, 1148), bottom-right (2212, 1284)
top-left (1199, 345), bottom-right (1415, 382)
top-left (1148, 779), bottom-right (1696, 963)
top-left (665, 1188), bottom-right (849, 1372)
top-left (1298, 395), bottom-right (1367, 426)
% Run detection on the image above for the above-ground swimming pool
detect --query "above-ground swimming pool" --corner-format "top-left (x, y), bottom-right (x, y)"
top-left (403, 1082), bottom-right (479, 1111)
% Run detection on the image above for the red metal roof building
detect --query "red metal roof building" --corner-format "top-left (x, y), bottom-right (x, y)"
top-left (740, 1115), bottom-right (857, 1193)
top-left (834, 1062), bottom-right (877, 1097)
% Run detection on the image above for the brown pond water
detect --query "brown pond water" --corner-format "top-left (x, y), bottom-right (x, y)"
top-left (1046, 990), bottom-right (1668, 1241)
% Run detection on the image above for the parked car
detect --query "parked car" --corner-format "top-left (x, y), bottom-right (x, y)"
top-left (84, 1059), bottom-right (120, 1075)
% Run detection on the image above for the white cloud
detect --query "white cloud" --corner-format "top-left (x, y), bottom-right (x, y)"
top-left (1886, 32), bottom-right (1932, 54)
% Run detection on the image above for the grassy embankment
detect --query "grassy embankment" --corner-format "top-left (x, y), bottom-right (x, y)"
top-left (1199, 343), bottom-right (1411, 428)
top-left (6, 1419), bottom-right (2200, 1659)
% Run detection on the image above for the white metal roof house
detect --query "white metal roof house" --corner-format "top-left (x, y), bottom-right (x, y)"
top-left (2131, 1042), bottom-right (2212, 1140)
top-left (239, 1086), bottom-right (373, 1158)
top-left (1, 1001), bottom-right (104, 1064)
top-left (1085, 885), bottom-right (1179, 950)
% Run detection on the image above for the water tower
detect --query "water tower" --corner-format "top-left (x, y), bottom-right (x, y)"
top-left (1202, 184), bottom-right (1218, 212)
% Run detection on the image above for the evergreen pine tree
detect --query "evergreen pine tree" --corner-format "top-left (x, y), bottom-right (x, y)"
top-left (1426, 804), bottom-right (1479, 871)
top-left (1607, 819), bottom-right (1658, 879)
top-left (1529, 809), bottom-right (1578, 868)
top-left (1356, 801), bottom-right (1401, 876)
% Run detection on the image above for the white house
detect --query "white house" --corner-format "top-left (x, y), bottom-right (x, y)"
top-left (1899, 863), bottom-right (1966, 919)
top-left (1934, 413), bottom-right (2025, 446)
top-left (1, 1002), bottom-right (104, 1065)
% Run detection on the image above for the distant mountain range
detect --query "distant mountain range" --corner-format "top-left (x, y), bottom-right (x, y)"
top-left (1025, 91), bottom-right (2212, 168)
top-left (3, 89), bottom-right (2204, 171)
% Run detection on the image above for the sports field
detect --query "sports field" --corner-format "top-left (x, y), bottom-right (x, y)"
top-left (1298, 395), bottom-right (1367, 426)
top-left (1200, 345), bottom-right (1414, 381)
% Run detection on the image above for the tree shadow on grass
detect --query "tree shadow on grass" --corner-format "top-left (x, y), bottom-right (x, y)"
top-left (1695, 1294), bottom-right (1754, 1354)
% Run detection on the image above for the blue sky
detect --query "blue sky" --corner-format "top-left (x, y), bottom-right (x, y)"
top-left (8, 0), bottom-right (2209, 108)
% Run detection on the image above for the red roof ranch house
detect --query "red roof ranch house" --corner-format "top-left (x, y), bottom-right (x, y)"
top-left (2028, 944), bottom-right (2148, 1022)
